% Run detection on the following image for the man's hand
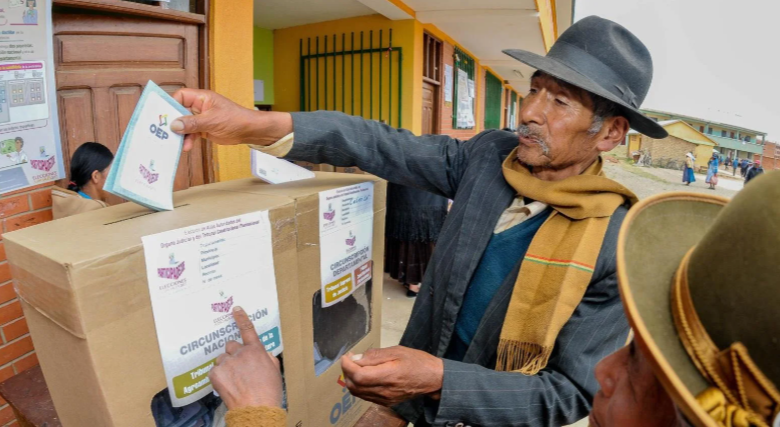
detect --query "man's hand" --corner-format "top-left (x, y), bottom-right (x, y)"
top-left (340, 346), bottom-right (444, 407)
top-left (209, 306), bottom-right (283, 410)
top-left (170, 88), bottom-right (293, 152)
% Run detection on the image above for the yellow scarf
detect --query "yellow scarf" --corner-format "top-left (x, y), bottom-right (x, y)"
top-left (496, 150), bottom-right (638, 374)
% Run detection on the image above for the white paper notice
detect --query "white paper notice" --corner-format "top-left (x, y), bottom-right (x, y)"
top-left (142, 211), bottom-right (283, 407)
top-left (468, 79), bottom-right (475, 98)
top-left (444, 64), bottom-right (453, 103)
top-left (253, 79), bottom-right (265, 103)
top-left (319, 183), bottom-right (374, 307)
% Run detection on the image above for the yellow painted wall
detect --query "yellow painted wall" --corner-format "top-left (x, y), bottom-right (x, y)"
top-left (665, 121), bottom-right (717, 145)
top-left (274, 15), bottom-right (422, 135)
top-left (210, 0), bottom-right (254, 181)
top-left (628, 134), bottom-right (640, 154)
top-left (535, 0), bottom-right (556, 52)
top-left (694, 145), bottom-right (714, 169)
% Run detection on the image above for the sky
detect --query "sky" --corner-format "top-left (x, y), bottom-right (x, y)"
top-left (575, 0), bottom-right (780, 140)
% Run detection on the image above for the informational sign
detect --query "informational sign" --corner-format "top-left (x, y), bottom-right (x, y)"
top-left (457, 69), bottom-right (474, 128)
top-left (104, 81), bottom-right (191, 211)
top-left (0, 0), bottom-right (65, 194)
top-left (318, 182), bottom-right (374, 308)
top-left (444, 64), bottom-right (453, 103)
top-left (468, 79), bottom-right (475, 98)
top-left (142, 211), bottom-right (283, 407)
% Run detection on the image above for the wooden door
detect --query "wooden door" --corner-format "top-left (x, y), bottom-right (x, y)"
top-left (53, 11), bottom-right (205, 205)
top-left (422, 33), bottom-right (442, 135)
top-left (422, 82), bottom-right (436, 134)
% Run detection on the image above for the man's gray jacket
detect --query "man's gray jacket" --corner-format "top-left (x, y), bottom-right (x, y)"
top-left (285, 111), bottom-right (631, 427)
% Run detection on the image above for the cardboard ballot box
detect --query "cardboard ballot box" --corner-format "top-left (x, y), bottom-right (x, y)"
top-left (3, 173), bottom-right (386, 427)
top-left (335, 166), bottom-right (365, 174)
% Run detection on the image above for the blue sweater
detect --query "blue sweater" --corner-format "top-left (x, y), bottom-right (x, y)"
top-left (446, 208), bottom-right (551, 361)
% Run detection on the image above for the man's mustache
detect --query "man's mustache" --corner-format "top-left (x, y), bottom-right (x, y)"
top-left (517, 125), bottom-right (550, 155)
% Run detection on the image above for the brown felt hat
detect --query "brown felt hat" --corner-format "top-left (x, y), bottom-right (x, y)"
top-left (617, 170), bottom-right (780, 427)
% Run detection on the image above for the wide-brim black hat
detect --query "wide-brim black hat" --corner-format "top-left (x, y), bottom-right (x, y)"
top-left (504, 16), bottom-right (668, 139)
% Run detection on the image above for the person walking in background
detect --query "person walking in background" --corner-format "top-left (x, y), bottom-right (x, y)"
top-left (682, 152), bottom-right (695, 186)
top-left (705, 149), bottom-right (719, 190)
top-left (385, 183), bottom-right (448, 297)
top-left (740, 158), bottom-right (749, 177)
top-left (745, 159), bottom-right (764, 184)
top-left (732, 157), bottom-right (739, 176)
top-left (52, 142), bottom-right (114, 219)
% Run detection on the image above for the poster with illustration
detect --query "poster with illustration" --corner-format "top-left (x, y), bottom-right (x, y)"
top-left (142, 211), bottom-right (283, 407)
top-left (318, 182), bottom-right (374, 308)
top-left (0, 0), bottom-right (65, 193)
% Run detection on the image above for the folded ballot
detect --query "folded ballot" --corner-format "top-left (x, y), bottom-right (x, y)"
top-left (251, 148), bottom-right (315, 184)
top-left (104, 81), bottom-right (191, 211)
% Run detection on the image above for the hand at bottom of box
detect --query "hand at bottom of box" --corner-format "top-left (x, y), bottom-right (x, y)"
top-left (340, 346), bottom-right (444, 407)
top-left (209, 307), bottom-right (283, 410)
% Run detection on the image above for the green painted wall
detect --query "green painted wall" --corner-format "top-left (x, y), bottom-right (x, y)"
top-left (253, 27), bottom-right (274, 104)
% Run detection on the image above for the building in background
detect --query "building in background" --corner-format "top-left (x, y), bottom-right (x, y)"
top-left (253, 0), bottom-right (573, 143)
top-left (761, 141), bottom-right (779, 170)
top-left (642, 109), bottom-right (766, 163)
top-left (628, 120), bottom-right (718, 170)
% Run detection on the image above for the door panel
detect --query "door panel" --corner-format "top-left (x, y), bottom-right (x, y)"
top-left (57, 89), bottom-right (97, 161)
top-left (53, 11), bottom-right (204, 205)
top-left (422, 82), bottom-right (435, 135)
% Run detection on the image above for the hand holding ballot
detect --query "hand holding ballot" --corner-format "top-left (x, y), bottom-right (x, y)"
top-left (339, 346), bottom-right (444, 407)
top-left (209, 306), bottom-right (283, 411)
top-left (171, 88), bottom-right (293, 152)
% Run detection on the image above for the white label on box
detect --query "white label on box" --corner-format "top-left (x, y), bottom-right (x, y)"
top-left (142, 211), bottom-right (282, 407)
top-left (251, 149), bottom-right (315, 184)
top-left (319, 182), bottom-right (374, 307)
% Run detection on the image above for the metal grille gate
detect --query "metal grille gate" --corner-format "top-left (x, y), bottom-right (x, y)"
top-left (484, 71), bottom-right (503, 130)
top-left (300, 29), bottom-right (403, 128)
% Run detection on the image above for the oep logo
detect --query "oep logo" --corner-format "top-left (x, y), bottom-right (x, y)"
top-left (330, 374), bottom-right (357, 425)
top-left (150, 114), bottom-right (169, 140)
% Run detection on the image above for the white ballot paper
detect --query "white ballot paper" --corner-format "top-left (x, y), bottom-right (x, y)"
top-left (142, 211), bottom-right (283, 407)
top-left (104, 81), bottom-right (191, 211)
top-left (251, 149), bottom-right (314, 184)
top-left (319, 183), bottom-right (374, 307)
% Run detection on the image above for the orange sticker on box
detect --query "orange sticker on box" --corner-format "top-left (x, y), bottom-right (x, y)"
top-left (324, 273), bottom-right (354, 305)
top-left (354, 260), bottom-right (372, 287)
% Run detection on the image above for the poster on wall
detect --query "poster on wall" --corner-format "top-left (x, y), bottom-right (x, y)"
top-left (456, 69), bottom-right (474, 128)
top-left (0, 0), bottom-right (64, 194)
top-left (444, 64), bottom-right (453, 103)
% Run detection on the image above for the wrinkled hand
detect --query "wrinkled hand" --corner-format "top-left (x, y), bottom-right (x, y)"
top-left (170, 88), bottom-right (293, 152)
top-left (209, 306), bottom-right (283, 410)
top-left (340, 346), bottom-right (443, 407)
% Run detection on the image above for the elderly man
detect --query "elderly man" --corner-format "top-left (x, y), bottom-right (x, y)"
top-left (591, 171), bottom-right (780, 427)
top-left (173, 16), bottom-right (667, 427)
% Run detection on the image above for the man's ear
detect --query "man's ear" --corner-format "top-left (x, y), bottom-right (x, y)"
top-left (596, 116), bottom-right (630, 153)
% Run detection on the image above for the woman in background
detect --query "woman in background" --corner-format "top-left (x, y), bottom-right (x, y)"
top-left (384, 183), bottom-right (448, 297)
top-left (52, 142), bottom-right (114, 219)
top-left (682, 152), bottom-right (695, 186)
top-left (705, 149), bottom-right (720, 190)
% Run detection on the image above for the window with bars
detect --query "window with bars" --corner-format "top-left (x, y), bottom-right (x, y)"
top-left (452, 47), bottom-right (475, 129)
top-left (508, 90), bottom-right (518, 130)
top-left (484, 71), bottom-right (502, 130)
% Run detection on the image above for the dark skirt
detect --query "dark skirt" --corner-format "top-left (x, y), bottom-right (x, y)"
top-left (384, 237), bottom-right (435, 285)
